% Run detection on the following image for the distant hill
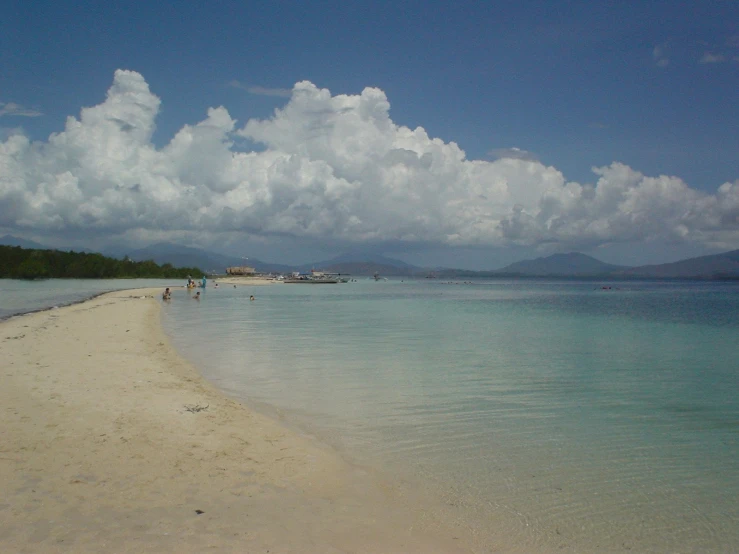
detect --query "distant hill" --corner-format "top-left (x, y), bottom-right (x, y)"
top-left (306, 251), bottom-right (420, 276)
top-left (315, 251), bottom-right (418, 269)
top-left (119, 242), bottom-right (294, 274)
top-left (0, 234), bottom-right (96, 254)
top-left (313, 262), bottom-right (417, 276)
top-left (313, 249), bottom-right (739, 279)
top-left (495, 252), bottom-right (631, 276)
top-left (4, 234), bottom-right (738, 279)
top-left (121, 243), bottom-right (244, 273)
top-left (119, 244), bottom-right (419, 276)
top-left (491, 249), bottom-right (739, 279)
top-left (0, 234), bottom-right (48, 250)
top-left (619, 249), bottom-right (739, 279)
top-left (127, 242), bottom-right (240, 272)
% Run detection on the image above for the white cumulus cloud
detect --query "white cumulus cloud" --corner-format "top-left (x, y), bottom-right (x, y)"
top-left (1, 69), bottom-right (738, 252)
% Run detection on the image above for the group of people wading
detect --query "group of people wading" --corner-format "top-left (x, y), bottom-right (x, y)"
top-left (162, 277), bottom-right (254, 302)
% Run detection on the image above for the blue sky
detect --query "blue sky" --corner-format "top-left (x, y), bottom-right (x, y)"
top-left (1, 1), bottom-right (738, 268)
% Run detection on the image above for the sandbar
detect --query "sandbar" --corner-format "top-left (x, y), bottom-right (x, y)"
top-left (0, 289), bottom-right (474, 553)
top-left (215, 276), bottom-right (277, 286)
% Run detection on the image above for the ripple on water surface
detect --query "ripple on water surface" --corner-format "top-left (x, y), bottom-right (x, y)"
top-left (162, 280), bottom-right (739, 553)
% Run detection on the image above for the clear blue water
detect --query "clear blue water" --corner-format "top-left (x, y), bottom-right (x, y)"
top-left (0, 278), bottom-right (183, 319)
top-left (4, 278), bottom-right (738, 552)
top-left (161, 279), bottom-right (739, 553)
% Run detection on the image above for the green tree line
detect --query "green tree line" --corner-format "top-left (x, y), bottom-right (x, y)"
top-left (0, 246), bottom-right (205, 280)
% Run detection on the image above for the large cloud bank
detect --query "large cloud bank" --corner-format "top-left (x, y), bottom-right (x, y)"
top-left (1, 70), bottom-right (738, 250)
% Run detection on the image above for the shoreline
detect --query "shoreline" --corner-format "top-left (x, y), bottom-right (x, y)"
top-left (0, 290), bottom-right (114, 322)
top-left (214, 276), bottom-right (278, 286)
top-left (0, 288), bottom-right (474, 553)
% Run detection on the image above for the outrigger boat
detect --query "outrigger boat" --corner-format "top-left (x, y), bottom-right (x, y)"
top-left (284, 269), bottom-right (347, 284)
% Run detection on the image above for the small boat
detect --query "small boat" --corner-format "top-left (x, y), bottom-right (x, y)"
top-left (284, 278), bottom-right (338, 284)
top-left (284, 269), bottom-right (342, 284)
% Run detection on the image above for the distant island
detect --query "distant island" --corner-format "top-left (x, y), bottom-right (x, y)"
top-left (0, 245), bottom-right (204, 280)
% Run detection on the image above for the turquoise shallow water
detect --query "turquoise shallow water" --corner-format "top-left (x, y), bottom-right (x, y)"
top-left (0, 278), bottom-right (182, 319)
top-left (4, 278), bottom-right (738, 552)
top-left (161, 279), bottom-right (739, 553)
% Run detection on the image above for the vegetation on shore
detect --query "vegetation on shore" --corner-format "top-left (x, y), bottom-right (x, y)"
top-left (0, 245), bottom-right (205, 280)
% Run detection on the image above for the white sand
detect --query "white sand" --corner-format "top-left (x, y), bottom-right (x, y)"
top-left (215, 276), bottom-right (277, 285)
top-left (0, 289), bottom-right (475, 553)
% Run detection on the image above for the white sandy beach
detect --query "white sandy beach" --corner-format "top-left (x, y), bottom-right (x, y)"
top-left (215, 276), bottom-right (277, 286)
top-left (0, 289), bottom-right (475, 553)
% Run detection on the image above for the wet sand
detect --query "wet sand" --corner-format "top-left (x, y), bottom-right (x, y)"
top-left (0, 289), bottom-right (475, 553)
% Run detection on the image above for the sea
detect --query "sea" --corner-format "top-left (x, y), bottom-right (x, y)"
top-left (3, 277), bottom-right (738, 553)
top-left (0, 278), bottom-right (182, 320)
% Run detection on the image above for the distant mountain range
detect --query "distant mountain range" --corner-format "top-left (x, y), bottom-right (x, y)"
top-left (316, 261), bottom-right (417, 277)
top-left (0, 234), bottom-right (95, 254)
top-left (0, 235), bottom-right (48, 250)
top-left (616, 250), bottom-right (739, 279)
top-left (306, 252), bottom-right (418, 276)
top-left (491, 250), bottom-right (739, 279)
top-left (123, 243), bottom-right (245, 272)
top-left (495, 251), bottom-right (739, 279)
top-left (114, 242), bottom-right (294, 274)
top-left (98, 242), bottom-right (300, 274)
top-left (315, 251), bottom-right (417, 269)
top-left (117, 244), bottom-right (419, 276)
top-left (494, 252), bottom-right (630, 276)
top-left (2, 234), bottom-right (738, 279)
